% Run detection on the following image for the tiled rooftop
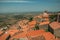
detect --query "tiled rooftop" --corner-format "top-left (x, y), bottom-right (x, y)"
top-left (43, 32), bottom-right (55, 40)
top-left (28, 20), bottom-right (36, 28)
top-left (27, 30), bottom-right (45, 37)
top-left (6, 29), bottom-right (19, 36)
top-left (49, 22), bottom-right (60, 29)
top-left (9, 30), bottom-right (56, 40)
top-left (0, 32), bottom-right (9, 40)
top-left (0, 12), bottom-right (59, 40)
top-left (39, 21), bottom-right (50, 25)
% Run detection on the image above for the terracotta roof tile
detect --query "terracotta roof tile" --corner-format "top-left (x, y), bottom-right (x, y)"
top-left (9, 30), bottom-right (56, 40)
top-left (28, 20), bottom-right (36, 28)
top-left (49, 22), bottom-right (60, 29)
top-left (0, 32), bottom-right (9, 40)
top-left (27, 30), bottom-right (45, 37)
top-left (6, 29), bottom-right (19, 36)
top-left (43, 32), bottom-right (55, 40)
top-left (10, 30), bottom-right (45, 40)
top-left (39, 21), bottom-right (50, 25)
top-left (10, 32), bottom-right (27, 40)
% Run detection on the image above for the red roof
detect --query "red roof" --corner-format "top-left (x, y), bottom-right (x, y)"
top-left (28, 20), bottom-right (36, 28)
top-left (27, 30), bottom-right (45, 37)
top-left (10, 30), bottom-right (56, 40)
top-left (39, 21), bottom-right (50, 25)
top-left (10, 30), bottom-right (45, 40)
top-left (0, 32), bottom-right (9, 40)
top-left (10, 32), bottom-right (27, 40)
top-left (49, 22), bottom-right (60, 29)
top-left (6, 29), bottom-right (19, 36)
top-left (43, 32), bottom-right (55, 40)
top-left (27, 30), bottom-right (55, 40)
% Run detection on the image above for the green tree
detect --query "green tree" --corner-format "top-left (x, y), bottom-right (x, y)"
top-left (35, 24), bottom-right (39, 30)
top-left (49, 15), bottom-right (57, 22)
top-left (29, 17), bottom-right (33, 22)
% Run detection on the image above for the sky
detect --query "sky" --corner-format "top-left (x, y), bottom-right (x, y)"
top-left (0, 0), bottom-right (60, 13)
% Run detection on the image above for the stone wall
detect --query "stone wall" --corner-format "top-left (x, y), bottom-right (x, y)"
top-left (54, 28), bottom-right (60, 38)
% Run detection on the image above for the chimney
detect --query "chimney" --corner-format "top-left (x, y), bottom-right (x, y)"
top-left (57, 11), bottom-right (60, 22)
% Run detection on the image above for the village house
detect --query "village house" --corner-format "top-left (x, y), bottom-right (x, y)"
top-left (34, 11), bottom-right (50, 31)
top-left (49, 12), bottom-right (60, 38)
top-left (9, 30), bottom-right (56, 40)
